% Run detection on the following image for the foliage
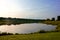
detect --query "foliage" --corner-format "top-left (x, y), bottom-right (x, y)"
top-left (38, 30), bottom-right (46, 33)
top-left (0, 32), bottom-right (13, 36)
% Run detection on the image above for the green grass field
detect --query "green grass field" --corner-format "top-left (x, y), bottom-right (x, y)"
top-left (0, 32), bottom-right (60, 40)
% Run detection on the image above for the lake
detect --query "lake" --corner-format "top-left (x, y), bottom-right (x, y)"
top-left (0, 23), bottom-right (56, 34)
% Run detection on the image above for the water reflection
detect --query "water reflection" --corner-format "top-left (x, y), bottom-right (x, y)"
top-left (0, 23), bottom-right (56, 34)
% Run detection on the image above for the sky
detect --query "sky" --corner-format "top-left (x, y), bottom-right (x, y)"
top-left (0, 0), bottom-right (60, 19)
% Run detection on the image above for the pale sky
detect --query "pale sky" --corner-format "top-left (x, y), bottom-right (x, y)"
top-left (0, 0), bottom-right (60, 19)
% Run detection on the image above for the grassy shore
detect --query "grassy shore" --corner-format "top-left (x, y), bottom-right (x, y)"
top-left (0, 32), bottom-right (60, 40)
top-left (43, 21), bottom-right (60, 31)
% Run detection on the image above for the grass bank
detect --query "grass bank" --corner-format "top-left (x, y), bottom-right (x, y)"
top-left (43, 21), bottom-right (60, 31)
top-left (0, 32), bottom-right (60, 40)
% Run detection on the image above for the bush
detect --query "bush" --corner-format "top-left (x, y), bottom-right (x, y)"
top-left (2, 32), bottom-right (8, 35)
top-left (15, 33), bottom-right (19, 35)
top-left (7, 33), bottom-right (13, 35)
top-left (0, 32), bottom-right (14, 36)
top-left (39, 30), bottom-right (46, 33)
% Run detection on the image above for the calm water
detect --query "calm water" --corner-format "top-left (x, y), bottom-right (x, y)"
top-left (0, 23), bottom-right (56, 34)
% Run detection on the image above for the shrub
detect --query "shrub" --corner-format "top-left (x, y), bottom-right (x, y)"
top-left (0, 32), bottom-right (14, 36)
top-left (39, 30), bottom-right (46, 33)
top-left (7, 33), bottom-right (13, 35)
top-left (15, 33), bottom-right (19, 35)
top-left (2, 32), bottom-right (8, 35)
